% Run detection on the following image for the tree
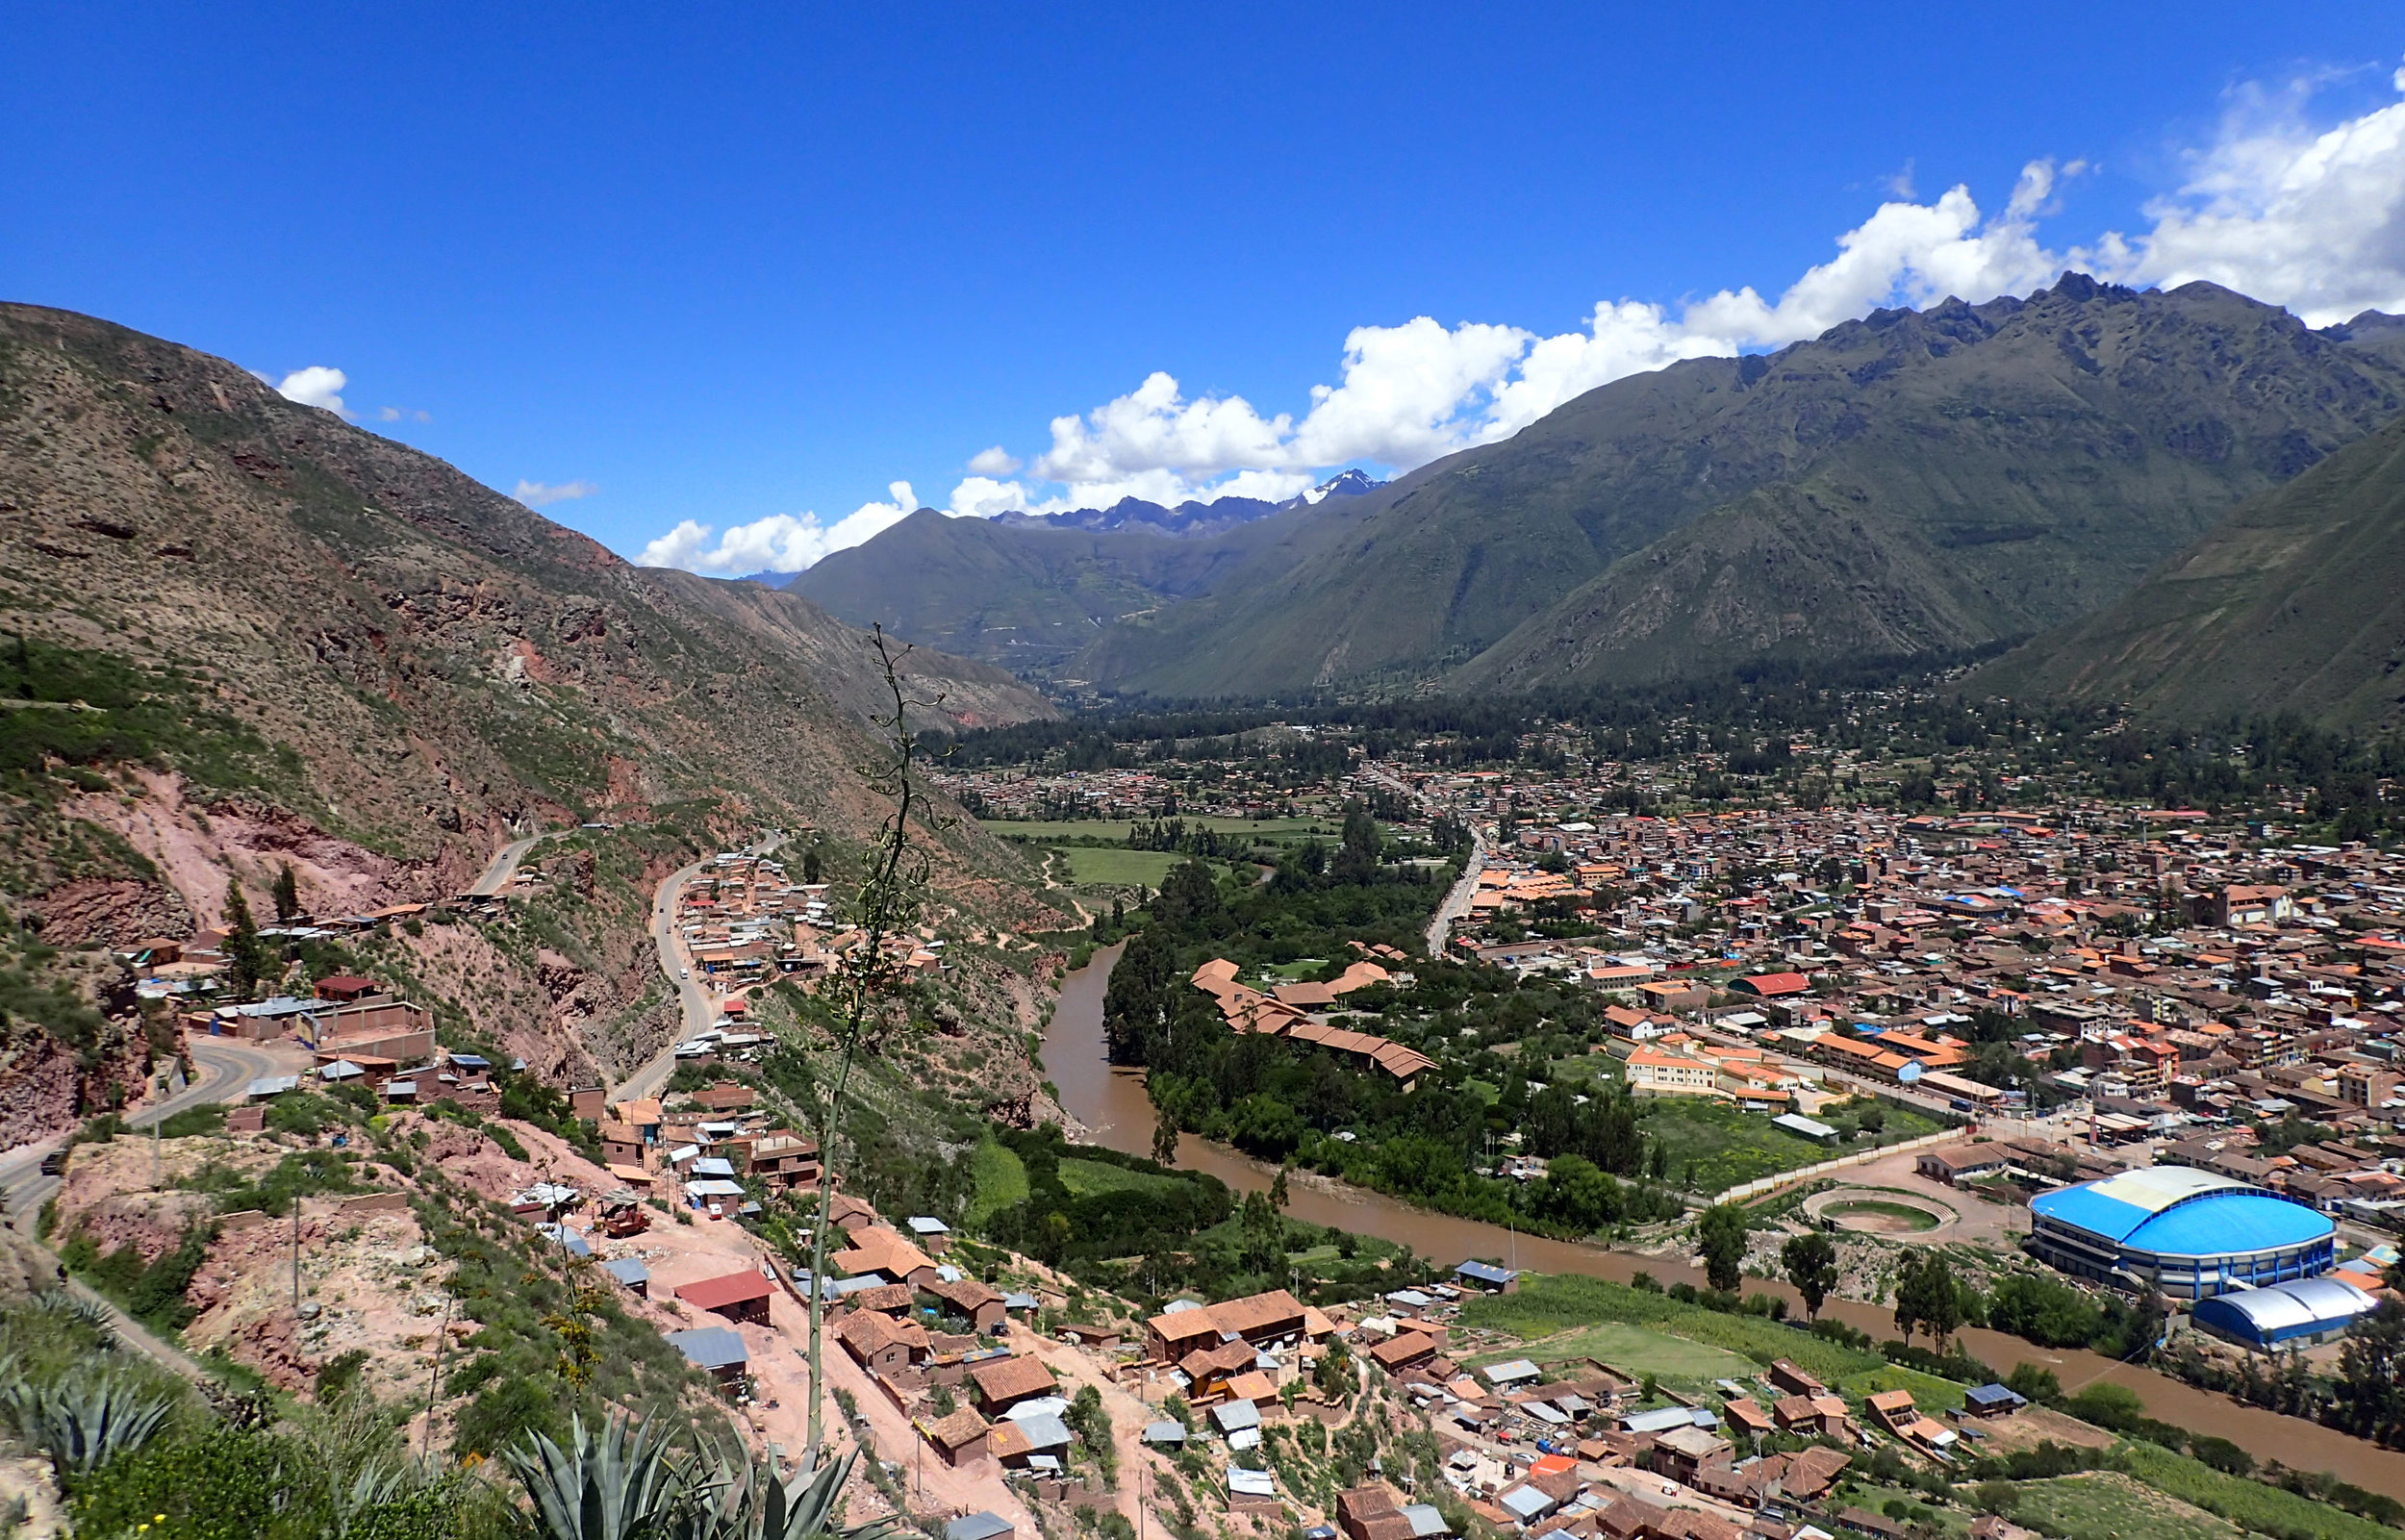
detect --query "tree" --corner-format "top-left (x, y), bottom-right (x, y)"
top-left (222, 882), bottom-right (272, 1000)
top-left (1152, 1106), bottom-right (1179, 1166)
top-left (1268, 1163), bottom-right (1291, 1212)
top-left (1893, 1253), bottom-right (1928, 1345)
top-left (1314, 1336), bottom-right (1353, 1401)
top-left (1697, 1203), bottom-right (1748, 1294)
top-left (270, 863), bottom-right (300, 922)
top-left (2338, 1300), bottom-right (2405, 1444)
top-left (1781, 1232), bottom-right (1838, 1321)
top-left (802, 847), bottom-right (823, 886)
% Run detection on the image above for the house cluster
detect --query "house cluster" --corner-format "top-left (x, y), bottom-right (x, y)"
top-left (124, 903), bottom-right (441, 1001)
top-left (1376, 1304), bottom-right (2038, 1540)
top-left (671, 851), bottom-right (942, 997)
top-left (1190, 959), bottom-right (1436, 1087)
top-left (593, 1079), bottom-right (823, 1213)
top-left (1375, 784), bottom-right (2405, 1212)
top-left (932, 759), bottom-right (1332, 824)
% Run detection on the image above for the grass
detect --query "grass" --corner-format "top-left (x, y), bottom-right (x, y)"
top-left (964, 1137), bottom-right (1028, 1228)
top-left (1470, 1321), bottom-right (1753, 1387)
top-left (1050, 847), bottom-right (1205, 886)
top-left (1639, 1097), bottom-right (1944, 1193)
top-left (1056, 1156), bottom-right (1189, 1199)
top-left (1458, 1272), bottom-right (1885, 1385)
top-left (1261, 958), bottom-right (1329, 979)
top-left (2116, 1442), bottom-right (2404, 1540)
top-left (1836, 1362), bottom-right (1968, 1413)
top-left (2009, 1472), bottom-right (2241, 1540)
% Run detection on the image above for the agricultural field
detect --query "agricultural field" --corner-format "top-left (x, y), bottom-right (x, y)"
top-left (1046, 846), bottom-right (1206, 886)
top-left (964, 1137), bottom-right (1030, 1226)
top-left (1055, 1155), bottom-right (1190, 1199)
top-left (1637, 1097), bottom-right (1944, 1194)
top-left (2009, 1472), bottom-right (2243, 1540)
top-left (1470, 1321), bottom-right (1754, 1389)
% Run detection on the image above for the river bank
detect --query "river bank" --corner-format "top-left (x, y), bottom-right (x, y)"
top-left (1042, 943), bottom-right (2405, 1501)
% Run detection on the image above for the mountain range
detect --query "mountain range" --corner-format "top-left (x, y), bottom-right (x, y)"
top-left (778, 470), bottom-right (1379, 676)
top-left (794, 275), bottom-right (2405, 701)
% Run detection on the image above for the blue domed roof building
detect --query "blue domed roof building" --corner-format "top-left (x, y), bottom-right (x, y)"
top-left (2028, 1165), bottom-right (2335, 1300)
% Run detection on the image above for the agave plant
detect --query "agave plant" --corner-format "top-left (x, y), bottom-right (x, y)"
top-left (29, 1289), bottom-right (118, 1341)
top-left (1, 1367), bottom-right (174, 1476)
top-left (503, 1412), bottom-right (694, 1540)
top-left (686, 1449), bottom-right (894, 1540)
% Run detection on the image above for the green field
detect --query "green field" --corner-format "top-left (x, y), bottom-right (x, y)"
top-left (1458, 1273), bottom-right (1885, 1386)
top-left (2011, 1473), bottom-right (2242, 1540)
top-left (1639, 1098), bottom-right (1944, 1194)
top-left (1048, 847), bottom-right (1197, 886)
top-left (1471, 1321), bottom-right (1753, 1387)
top-left (2114, 1443), bottom-right (2403, 1540)
top-left (1056, 1156), bottom-right (1189, 1199)
top-left (982, 817), bottom-right (1347, 841)
top-left (964, 1138), bottom-right (1028, 1227)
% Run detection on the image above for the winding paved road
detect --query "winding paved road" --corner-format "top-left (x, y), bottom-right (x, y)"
top-left (614, 856), bottom-right (716, 1103)
top-left (0, 1036), bottom-right (293, 1380)
top-left (466, 828), bottom-right (560, 896)
top-left (0, 1036), bottom-right (290, 1222)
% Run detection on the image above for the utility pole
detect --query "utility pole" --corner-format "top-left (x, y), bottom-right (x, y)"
top-left (419, 1288), bottom-right (455, 1463)
top-left (291, 1201), bottom-right (301, 1311)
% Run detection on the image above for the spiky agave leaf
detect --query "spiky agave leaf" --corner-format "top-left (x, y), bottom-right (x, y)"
top-left (6, 1368), bottom-right (174, 1476)
top-left (685, 1447), bottom-right (895, 1540)
top-left (502, 1411), bottom-right (693, 1540)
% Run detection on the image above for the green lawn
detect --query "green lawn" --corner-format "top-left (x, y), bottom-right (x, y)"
top-left (1056, 1156), bottom-right (1189, 1199)
top-left (964, 1138), bottom-right (1028, 1227)
top-left (1048, 847), bottom-right (1197, 886)
top-left (1262, 957), bottom-right (1330, 979)
top-left (1471, 1321), bottom-right (1753, 1387)
top-left (1638, 1098), bottom-right (1944, 1194)
top-left (2010, 1472), bottom-right (2241, 1540)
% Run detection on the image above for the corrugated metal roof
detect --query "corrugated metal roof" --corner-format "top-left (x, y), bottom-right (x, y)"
top-left (2194, 1277), bottom-right (2375, 1340)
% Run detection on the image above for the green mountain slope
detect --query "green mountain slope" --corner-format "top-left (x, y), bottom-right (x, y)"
top-left (1077, 276), bottom-right (2405, 697)
top-left (789, 505), bottom-right (1294, 677)
top-left (1971, 411), bottom-right (2405, 731)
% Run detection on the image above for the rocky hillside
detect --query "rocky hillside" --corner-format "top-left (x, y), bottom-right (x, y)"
top-left (1972, 410), bottom-right (2405, 731)
top-left (1004, 276), bottom-right (2405, 697)
top-left (0, 301), bottom-right (1058, 1123)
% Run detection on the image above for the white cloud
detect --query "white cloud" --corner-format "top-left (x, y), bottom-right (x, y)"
top-left (376, 406), bottom-right (434, 423)
top-left (274, 366), bottom-right (353, 418)
top-left (636, 60), bottom-right (2405, 573)
top-left (639, 482), bottom-right (919, 575)
top-left (2093, 60), bottom-right (2405, 323)
top-left (514, 479), bottom-right (599, 507)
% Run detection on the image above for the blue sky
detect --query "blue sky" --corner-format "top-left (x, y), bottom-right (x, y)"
top-left (8, 4), bottom-right (2405, 572)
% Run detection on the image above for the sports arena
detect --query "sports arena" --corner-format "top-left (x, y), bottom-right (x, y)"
top-left (2028, 1165), bottom-right (2336, 1300)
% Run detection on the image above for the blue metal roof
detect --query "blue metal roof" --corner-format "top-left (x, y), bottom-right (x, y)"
top-left (2033, 1167), bottom-right (2332, 1256)
top-left (2127, 1195), bottom-right (2331, 1257)
top-left (666, 1325), bottom-right (748, 1370)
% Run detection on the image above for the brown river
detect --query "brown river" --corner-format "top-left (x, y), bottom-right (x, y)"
top-left (1045, 944), bottom-right (2405, 1500)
